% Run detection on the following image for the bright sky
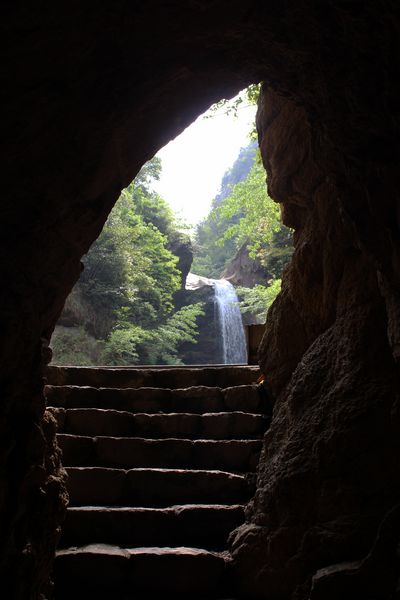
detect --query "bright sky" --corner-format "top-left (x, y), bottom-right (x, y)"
top-left (152, 93), bottom-right (257, 227)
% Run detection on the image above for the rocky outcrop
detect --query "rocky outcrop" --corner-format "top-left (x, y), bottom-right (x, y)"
top-left (175, 274), bottom-right (222, 364)
top-left (309, 504), bottom-right (400, 600)
top-left (168, 234), bottom-right (193, 290)
top-left (229, 80), bottom-right (400, 598)
top-left (222, 243), bottom-right (270, 288)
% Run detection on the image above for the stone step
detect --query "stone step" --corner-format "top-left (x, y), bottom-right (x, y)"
top-left (46, 365), bottom-right (260, 389)
top-left (53, 408), bottom-right (268, 439)
top-left (55, 544), bottom-right (228, 598)
top-left (66, 467), bottom-right (254, 507)
top-left (58, 434), bottom-right (263, 472)
top-left (60, 504), bottom-right (244, 550)
top-left (45, 383), bottom-right (266, 414)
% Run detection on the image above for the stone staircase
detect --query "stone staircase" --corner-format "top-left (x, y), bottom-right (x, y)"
top-left (45, 365), bottom-right (269, 599)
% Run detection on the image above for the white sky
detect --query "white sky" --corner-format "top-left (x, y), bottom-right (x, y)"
top-left (152, 94), bottom-right (257, 227)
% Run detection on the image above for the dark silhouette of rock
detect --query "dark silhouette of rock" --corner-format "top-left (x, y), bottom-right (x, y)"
top-left (222, 243), bottom-right (270, 288)
top-left (174, 275), bottom-right (223, 364)
top-left (168, 234), bottom-right (194, 289)
top-left (1, 2), bottom-right (400, 597)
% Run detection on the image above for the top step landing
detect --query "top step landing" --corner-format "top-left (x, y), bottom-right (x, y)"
top-left (46, 365), bottom-right (260, 389)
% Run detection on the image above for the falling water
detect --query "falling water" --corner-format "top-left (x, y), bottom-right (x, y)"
top-left (213, 279), bottom-right (247, 364)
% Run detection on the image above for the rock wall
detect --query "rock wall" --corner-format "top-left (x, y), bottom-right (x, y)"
top-left (1, 1), bottom-right (400, 597)
top-left (230, 80), bottom-right (400, 597)
top-left (174, 282), bottom-right (223, 365)
top-left (168, 235), bottom-right (194, 290)
top-left (1, 5), bottom-right (256, 593)
top-left (0, 345), bottom-right (68, 599)
top-left (222, 243), bottom-right (270, 289)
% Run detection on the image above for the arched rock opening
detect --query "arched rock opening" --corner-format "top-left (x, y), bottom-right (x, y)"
top-left (1, 2), bottom-right (400, 597)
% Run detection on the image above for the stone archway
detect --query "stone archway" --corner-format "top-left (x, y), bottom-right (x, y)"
top-left (1, 2), bottom-right (400, 597)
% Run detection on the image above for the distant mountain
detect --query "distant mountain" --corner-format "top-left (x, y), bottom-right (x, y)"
top-left (212, 141), bottom-right (257, 207)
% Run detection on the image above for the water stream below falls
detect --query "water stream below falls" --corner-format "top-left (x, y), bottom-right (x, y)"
top-left (213, 279), bottom-right (247, 364)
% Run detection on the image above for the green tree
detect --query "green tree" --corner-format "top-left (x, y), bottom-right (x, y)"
top-left (205, 84), bottom-right (260, 121)
top-left (101, 325), bottom-right (150, 365)
top-left (52, 157), bottom-right (201, 366)
top-left (216, 159), bottom-right (281, 260)
top-left (103, 303), bottom-right (204, 365)
top-left (191, 137), bottom-right (292, 329)
top-left (237, 280), bottom-right (282, 323)
top-left (192, 143), bottom-right (257, 277)
top-left (192, 144), bottom-right (293, 279)
top-left (79, 189), bottom-right (181, 334)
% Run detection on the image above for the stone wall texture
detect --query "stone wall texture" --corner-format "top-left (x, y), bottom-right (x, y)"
top-left (230, 83), bottom-right (400, 598)
top-left (1, 1), bottom-right (400, 597)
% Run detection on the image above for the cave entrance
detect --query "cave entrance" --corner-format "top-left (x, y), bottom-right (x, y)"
top-left (49, 86), bottom-right (292, 368)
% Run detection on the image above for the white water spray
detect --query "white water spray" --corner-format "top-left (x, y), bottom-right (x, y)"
top-left (213, 279), bottom-right (247, 364)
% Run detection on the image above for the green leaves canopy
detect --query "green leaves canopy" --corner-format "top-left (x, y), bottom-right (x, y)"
top-left (52, 157), bottom-right (203, 365)
top-left (215, 159), bottom-right (281, 259)
top-left (237, 280), bottom-right (282, 323)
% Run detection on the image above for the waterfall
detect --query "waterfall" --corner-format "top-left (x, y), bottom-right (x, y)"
top-left (213, 279), bottom-right (247, 364)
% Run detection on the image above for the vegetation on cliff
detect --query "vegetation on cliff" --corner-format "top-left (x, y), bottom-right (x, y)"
top-left (52, 86), bottom-right (293, 365)
top-left (51, 159), bottom-right (204, 365)
top-left (192, 142), bottom-right (293, 322)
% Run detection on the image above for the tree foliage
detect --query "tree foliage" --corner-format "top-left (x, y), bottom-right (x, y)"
top-left (192, 143), bottom-right (293, 279)
top-left (52, 158), bottom-right (203, 366)
top-left (52, 84), bottom-right (294, 366)
top-left (79, 177), bottom-right (181, 333)
top-left (215, 158), bottom-right (281, 259)
top-left (191, 143), bottom-right (257, 277)
top-left (192, 138), bottom-right (293, 326)
top-left (237, 280), bottom-right (282, 323)
top-left (205, 84), bottom-right (260, 120)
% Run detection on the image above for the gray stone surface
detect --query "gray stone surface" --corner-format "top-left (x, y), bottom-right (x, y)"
top-left (46, 365), bottom-right (260, 389)
top-left (55, 545), bottom-right (227, 597)
top-left (92, 436), bottom-right (263, 471)
top-left (46, 383), bottom-right (266, 413)
top-left (57, 434), bottom-right (95, 466)
top-left (60, 408), bottom-right (267, 439)
top-left (66, 467), bottom-right (253, 507)
top-left (53, 366), bottom-right (269, 598)
top-left (61, 504), bottom-right (245, 549)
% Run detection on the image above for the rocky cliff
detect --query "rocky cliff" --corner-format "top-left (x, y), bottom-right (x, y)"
top-left (222, 243), bottom-right (270, 288)
top-left (230, 81), bottom-right (400, 598)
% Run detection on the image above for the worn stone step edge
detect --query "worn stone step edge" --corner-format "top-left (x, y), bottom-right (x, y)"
top-left (54, 544), bottom-right (231, 597)
top-left (45, 383), bottom-right (267, 414)
top-left (59, 504), bottom-right (245, 550)
top-left (57, 434), bottom-right (263, 472)
top-left (52, 408), bottom-right (269, 439)
top-left (65, 466), bottom-right (255, 507)
top-left (46, 365), bottom-right (260, 388)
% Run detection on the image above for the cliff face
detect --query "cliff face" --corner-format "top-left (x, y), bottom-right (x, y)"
top-left (230, 82), bottom-right (400, 598)
top-left (222, 243), bottom-right (270, 288)
top-left (1, 2), bottom-right (400, 597)
top-left (174, 277), bottom-right (222, 365)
